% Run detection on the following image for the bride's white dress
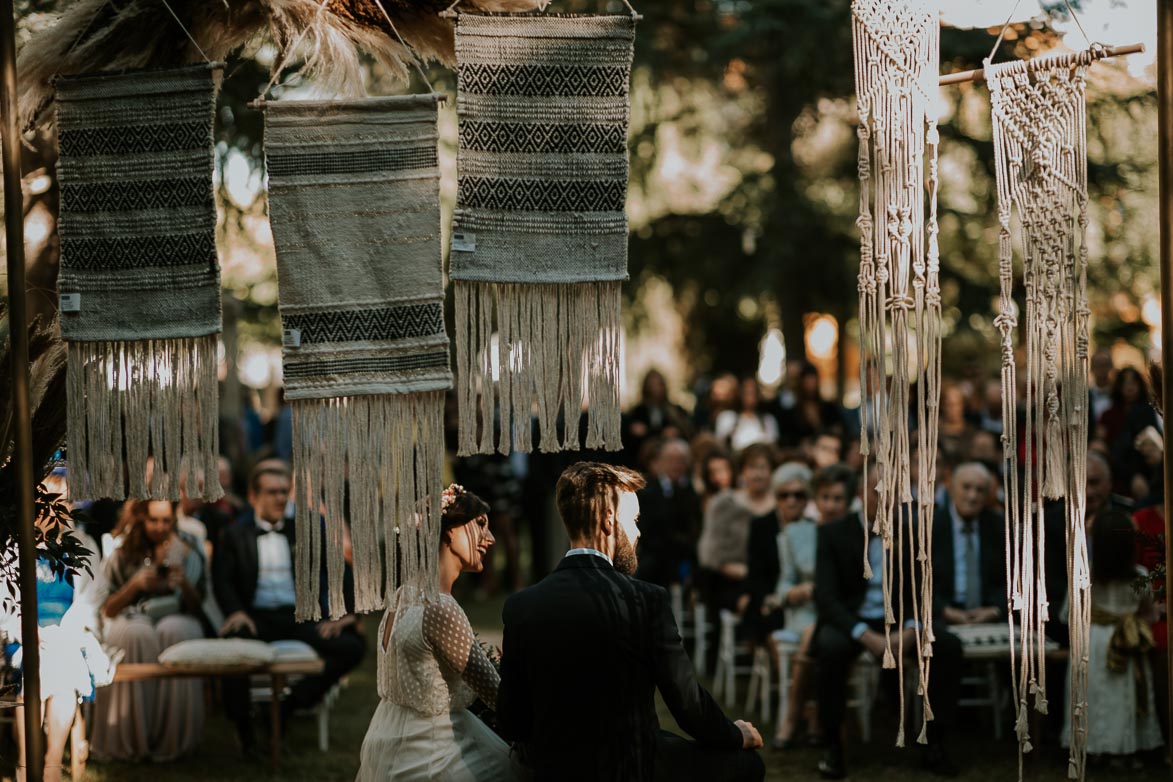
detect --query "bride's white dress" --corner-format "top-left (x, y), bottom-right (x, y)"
top-left (357, 589), bottom-right (515, 781)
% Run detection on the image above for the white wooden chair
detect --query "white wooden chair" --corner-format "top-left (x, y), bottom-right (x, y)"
top-left (769, 629), bottom-right (879, 743)
top-left (712, 610), bottom-right (754, 707)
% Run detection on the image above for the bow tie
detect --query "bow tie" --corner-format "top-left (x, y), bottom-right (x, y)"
top-left (256, 518), bottom-right (285, 534)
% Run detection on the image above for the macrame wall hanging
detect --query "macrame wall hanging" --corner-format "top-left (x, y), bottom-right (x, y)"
top-left (851, 0), bottom-right (941, 747)
top-left (57, 63), bottom-right (224, 502)
top-left (987, 47), bottom-right (1105, 781)
top-left (262, 95), bottom-right (451, 620)
top-left (448, 9), bottom-right (636, 455)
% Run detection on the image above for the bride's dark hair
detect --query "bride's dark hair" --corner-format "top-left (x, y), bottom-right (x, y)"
top-left (441, 487), bottom-right (491, 532)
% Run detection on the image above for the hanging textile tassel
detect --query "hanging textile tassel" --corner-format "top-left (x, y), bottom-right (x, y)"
top-left (449, 11), bottom-right (635, 455)
top-left (851, 0), bottom-right (941, 743)
top-left (987, 46), bottom-right (1105, 781)
top-left (56, 64), bottom-right (224, 502)
top-left (262, 95), bottom-right (451, 620)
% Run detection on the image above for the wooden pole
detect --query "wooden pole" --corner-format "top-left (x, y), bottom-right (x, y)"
top-left (940, 43), bottom-right (1146, 86)
top-left (0, 0), bottom-right (43, 779)
top-left (1158, 0), bottom-right (1173, 757)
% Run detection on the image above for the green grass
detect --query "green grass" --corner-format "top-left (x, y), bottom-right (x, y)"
top-left (0, 596), bottom-right (1167, 781)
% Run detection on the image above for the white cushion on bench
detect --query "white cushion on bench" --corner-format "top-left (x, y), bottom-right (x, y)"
top-left (268, 640), bottom-right (320, 662)
top-left (159, 639), bottom-right (276, 672)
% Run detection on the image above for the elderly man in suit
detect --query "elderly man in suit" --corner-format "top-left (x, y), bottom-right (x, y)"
top-left (213, 461), bottom-right (365, 755)
top-left (933, 462), bottom-right (1007, 626)
top-left (635, 437), bottom-right (703, 588)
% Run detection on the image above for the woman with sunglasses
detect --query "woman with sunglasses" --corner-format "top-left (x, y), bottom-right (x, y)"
top-left (746, 462), bottom-right (821, 749)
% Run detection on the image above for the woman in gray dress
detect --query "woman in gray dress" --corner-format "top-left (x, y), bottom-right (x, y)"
top-left (90, 499), bottom-right (207, 761)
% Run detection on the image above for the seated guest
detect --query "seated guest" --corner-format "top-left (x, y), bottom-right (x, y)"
top-left (932, 463), bottom-right (1006, 626)
top-left (635, 438), bottom-right (703, 588)
top-left (715, 378), bottom-right (780, 453)
top-left (770, 464), bottom-right (859, 748)
top-left (621, 368), bottom-right (693, 469)
top-left (91, 500), bottom-right (208, 761)
top-left (746, 462), bottom-right (812, 643)
top-left (697, 446), bottom-right (735, 514)
top-left (813, 467), bottom-right (962, 779)
top-left (213, 461), bottom-right (365, 754)
top-left (698, 443), bottom-right (776, 672)
top-left (1062, 510), bottom-right (1163, 758)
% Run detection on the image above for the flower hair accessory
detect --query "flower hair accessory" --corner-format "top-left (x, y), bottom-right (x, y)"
top-left (441, 484), bottom-right (465, 514)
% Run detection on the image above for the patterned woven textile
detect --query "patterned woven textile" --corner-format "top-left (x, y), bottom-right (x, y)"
top-left (56, 64), bottom-right (223, 502)
top-left (450, 12), bottom-right (635, 455)
top-left (263, 95), bottom-right (450, 619)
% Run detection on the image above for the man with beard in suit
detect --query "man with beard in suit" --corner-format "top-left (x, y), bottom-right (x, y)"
top-left (933, 462), bottom-right (1007, 626)
top-left (498, 462), bottom-right (765, 782)
top-left (813, 466), bottom-right (962, 779)
top-left (634, 438), bottom-right (703, 588)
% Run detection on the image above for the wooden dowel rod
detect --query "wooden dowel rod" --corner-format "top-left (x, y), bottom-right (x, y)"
top-left (940, 42), bottom-right (1146, 86)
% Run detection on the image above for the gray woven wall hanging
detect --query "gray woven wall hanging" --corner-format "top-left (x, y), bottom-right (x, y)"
top-left (262, 95), bottom-right (451, 619)
top-left (450, 11), bottom-right (636, 455)
top-left (56, 63), bottom-right (223, 502)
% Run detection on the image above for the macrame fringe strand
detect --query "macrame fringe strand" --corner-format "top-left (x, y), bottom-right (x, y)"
top-left (454, 280), bottom-right (621, 456)
top-left (66, 336), bottom-right (221, 502)
top-left (292, 391), bottom-right (444, 621)
top-left (852, 0), bottom-right (941, 744)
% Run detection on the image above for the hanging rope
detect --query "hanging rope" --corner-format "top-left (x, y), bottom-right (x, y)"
top-left (987, 45), bottom-right (1107, 782)
top-left (851, 0), bottom-right (941, 747)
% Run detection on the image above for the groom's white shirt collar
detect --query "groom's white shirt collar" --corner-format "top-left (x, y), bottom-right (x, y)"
top-left (564, 547), bottom-right (613, 565)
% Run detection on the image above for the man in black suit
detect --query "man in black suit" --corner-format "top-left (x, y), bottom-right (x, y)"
top-left (498, 462), bottom-right (765, 782)
top-left (813, 467), bottom-right (962, 779)
top-left (932, 462), bottom-right (1007, 625)
top-left (634, 438), bottom-right (703, 588)
top-left (213, 461), bottom-right (365, 753)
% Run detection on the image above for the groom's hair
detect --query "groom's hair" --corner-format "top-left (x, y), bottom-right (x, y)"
top-left (556, 462), bottom-right (646, 539)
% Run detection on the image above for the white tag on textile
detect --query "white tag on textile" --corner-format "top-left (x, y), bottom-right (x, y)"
top-left (282, 328), bottom-right (302, 348)
top-left (451, 231), bottom-right (476, 253)
top-left (59, 293), bottom-right (81, 312)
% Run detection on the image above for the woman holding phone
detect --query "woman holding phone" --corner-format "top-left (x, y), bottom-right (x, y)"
top-left (91, 499), bottom-right (208, 761)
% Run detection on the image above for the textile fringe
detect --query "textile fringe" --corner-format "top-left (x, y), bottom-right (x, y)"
top-left (454, 280), bottom-right (621, 455)
top-left (852, 0), bottom-right (940, 745)
top-left (988, 49), bottom-right (1098, 781)
top-left (291, 391), bottom-right (444, 621)
top-left (65, 336), bottom-right (221, 501)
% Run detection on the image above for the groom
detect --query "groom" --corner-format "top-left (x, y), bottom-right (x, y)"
top-left (498, 462), bottom-right (765, 782)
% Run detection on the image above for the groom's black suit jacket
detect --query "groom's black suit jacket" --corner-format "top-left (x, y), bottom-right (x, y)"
top-left (498, 553), bottom-right (741, 782)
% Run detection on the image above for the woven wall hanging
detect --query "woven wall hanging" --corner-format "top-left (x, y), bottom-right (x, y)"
top-left (987, 47), bottom-right (1104, 780)
top-left (448, 10), bottom-right (636, 455)
top-left (263, 95), bottom-right (450, 620)
top-left (57, 63), bottom-right (223, 502)
top-left (851, 0), bottom-right (941, 747)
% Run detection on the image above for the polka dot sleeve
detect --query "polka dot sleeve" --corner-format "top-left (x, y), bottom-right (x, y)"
top-left (423, 596), bottom-right (501, 710)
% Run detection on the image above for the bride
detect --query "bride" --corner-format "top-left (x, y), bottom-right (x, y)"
top-left (357, 484), bottom-right (515, 781)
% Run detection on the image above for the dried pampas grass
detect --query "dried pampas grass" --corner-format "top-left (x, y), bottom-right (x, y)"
top-left (18, 0), bottom-right (548, 129)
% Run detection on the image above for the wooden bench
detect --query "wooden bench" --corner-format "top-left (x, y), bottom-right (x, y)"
top-left (112, 657), bottom-right (324, 771)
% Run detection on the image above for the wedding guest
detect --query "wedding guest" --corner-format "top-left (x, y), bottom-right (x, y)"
top-left (745, 462), bottom-right (812, 644)
top-left (498, 462), bottom-right (766, 782)
top-left (932, 463), bottom-right (1006, 626)
top-left (813, 467), bottom-right (962, 778)
top-left (2, 480), bottom-right (106, 782)
top-left (622, 368), bottom-right (693, 469)
top-left (698, 444), bottom-right (776, 672)
top-left (694, 373), bottom-right (739, 433)
top-left (1099, 366), bottom-right (1160, 497)
top-left (771, 464), bottom-right (858, 749)
top-left (1134, 503), bottom-right (1170, 739)
top-left (697, 446), bottom-right (735, 514)
top-left (1088, 350), bottom-right (1114, 424)
top-left (1061, 510), bottom-right (1164, 758)
top-left (715, 378), bottom-right (779, 453)
top-left (938, 383), bottom-right (975, 467)
top-left (635, 438), bottom-right (702, 588)
top-left (90, 500), bottom-right (207, 761)
top-left (213, 461), bottom-right (365, 755)
top-left (775, 363), bottom-right (841, 447)
top-left (698, 444), bottom-right (775, 607)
